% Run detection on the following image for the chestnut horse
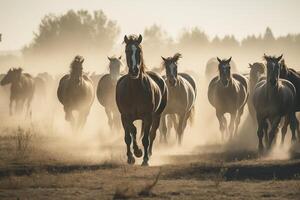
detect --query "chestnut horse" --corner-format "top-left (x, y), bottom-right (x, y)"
top-left (116, 35), bottom-right (168, 166)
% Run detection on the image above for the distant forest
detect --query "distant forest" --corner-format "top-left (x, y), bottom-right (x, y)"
top-left (1, 9), bottom-right (300, 74)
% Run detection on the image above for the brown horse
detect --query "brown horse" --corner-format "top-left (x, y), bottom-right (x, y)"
top-left (97, 56), bottom-right (123, 131)
top-left (57, 56), bottom-right (95, 131)
top-left (159, 53), bottom-right (196, 144)
top-left (253, 55), bottom-right (297, 152)
top-left (116, 34), bottom-right (168, 166)
top-left (208, 57), bottom-right (248, 141)
top-left (247, 62), bottom-right (266, 122)
top-left (0, 68), bottom-right (35, 117)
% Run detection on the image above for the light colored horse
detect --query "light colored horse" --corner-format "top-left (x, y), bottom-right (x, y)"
top-left (159, 53), bottom-right (196, 145)
top-left (97, 56), bottom-right (123, 131)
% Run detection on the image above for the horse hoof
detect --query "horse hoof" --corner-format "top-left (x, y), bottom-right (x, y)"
top-left (134, 148), bottom-right (143, 158)
top-left (141, 161), bottom-right (149, 167)
top-left (127, 157), bottom-right (135, 165)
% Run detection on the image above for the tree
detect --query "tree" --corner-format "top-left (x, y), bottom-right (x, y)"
top-left (23, 10), bottom-right (120, 72)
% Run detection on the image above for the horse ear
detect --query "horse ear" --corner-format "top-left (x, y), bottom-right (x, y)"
top-left (161, 56), bottom-right (167, 62)
top-left (80, 58), bottom-right (84, 64)
top-left (137, 34), bottom-right (143, 44)
top-left (248, 63), bottom-right (253, 68)
top-left (107, 56), bottom-right (112, 61)
top-left (217, 57), bottom-right (221, 63)
top-left (277, 54), bottom-right (283, 62)
top-left (124, 35), bottom-right (129, 44)
top-left (227, 57), bottom-right (232, 63)
top-left (263, 53), bottom-right (268, 61)
top-left (118, 56), bottom-right (122, 60)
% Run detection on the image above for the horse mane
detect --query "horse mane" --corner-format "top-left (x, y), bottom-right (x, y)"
top-left (161, 52), bottom-right (182, 69)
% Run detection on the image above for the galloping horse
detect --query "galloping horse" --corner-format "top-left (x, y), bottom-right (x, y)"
top-left (116, 34), bottom-right (168, 166)
top-left (97, 56), bottom-right (123, 131)
top-left (0, 68), bottom-right (35, 117)
top-left (208, 57), bottom-right (248, 141)
top-left (247, 62), bottom-right (265, 122)
top-left (57, 56), bottom-right (95, 131)
top-left (279, 59), bottom-right (300, 142)
top-left (253, 55), bottom-right (297, 152)
top-left (159, 53), bottom-right (196, 144)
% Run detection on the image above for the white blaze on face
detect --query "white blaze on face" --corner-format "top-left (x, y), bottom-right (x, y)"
top-left (169, 63), bottom-right (176, 76)
top-left (131, 45), bottom-right (137, 70)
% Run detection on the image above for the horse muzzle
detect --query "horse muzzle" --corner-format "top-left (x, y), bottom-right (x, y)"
top-left (222, 79), bottom-right (229, 87)
top-left (168, 78), bottom-right (177, 86)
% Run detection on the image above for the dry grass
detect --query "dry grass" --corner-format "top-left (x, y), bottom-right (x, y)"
top-left (113, 169), bottom-right (161, 199)
top-left (14, 126), bottom-right (34, 160)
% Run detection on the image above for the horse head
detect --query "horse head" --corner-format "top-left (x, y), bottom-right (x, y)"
top-left (124, 34), bottom-right (144, 79)
top-left (161, 53), bottom-right (182, 86)
top-left (217, 57), bottom-right (232, 87)
top-left (264, 54), bottom-right (283, 87)
top-left (107, 55), bottom-right (123, 80)
top-left (1, 67), bottom-right (22, 86)
top-left (249, 62), bottom-right (265, 83)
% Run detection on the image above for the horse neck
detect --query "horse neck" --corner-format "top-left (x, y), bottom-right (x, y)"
top-left (266, 80), bottom-right (279, 100)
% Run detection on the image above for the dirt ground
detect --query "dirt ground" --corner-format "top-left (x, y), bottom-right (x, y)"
top-left (0, 127), bottom-right (300, 200)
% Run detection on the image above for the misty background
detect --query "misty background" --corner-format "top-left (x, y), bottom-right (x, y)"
top-left (0, 0), bottom-right (300, 76)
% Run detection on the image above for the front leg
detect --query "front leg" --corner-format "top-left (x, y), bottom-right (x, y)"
top-left (229, 111), bottom-right (237, 139)
top-left (121, 115), bottom-right (135, 165)
top-left (141, 115), bottom-right (152, 166)
top-left (9, 98), bottom-right (13, 116)
top-left (268, 116), bottom-right (281, 149)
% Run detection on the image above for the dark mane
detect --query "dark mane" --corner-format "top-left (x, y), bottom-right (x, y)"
top-left (70, 55), bottom-right (84, 74)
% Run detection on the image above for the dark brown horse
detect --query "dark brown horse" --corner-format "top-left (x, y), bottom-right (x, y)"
top-left (159, 53), bottom-right (196, 144)
top-left (0, 68), bottom-right (35, 117)
top-left (253, 55), bottom-right (297, 152)
top-left (57, 56), bottom-right (95, 131)
top-left (116, 34), bottom-right (168, 166)
top-left (247, 62), bottom-right (266, 122)
top-left (208, 57), bottom-right (248, 141)
top-left (97, 56), bottom-right (123, 131)
top-left (278, 59), bottom-right (300, 143)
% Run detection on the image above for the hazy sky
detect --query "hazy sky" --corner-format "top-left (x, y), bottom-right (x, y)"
top-left (0, 0), bottom-right (300, 51)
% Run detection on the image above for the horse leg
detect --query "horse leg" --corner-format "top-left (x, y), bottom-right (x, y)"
top-left (149, 115), bottom-right (161, 156)
top-left (78, 110), bottom-right (89, 131)
top-left (216, 111), bottom-right (226, 141)
top-left (256, 114), bottom-right (266, 153)
top-left (289, 113), bottom-right (297, 143)
top-left (113, 111), bottom-right (122, 130)
top-left (263, 121), bottom-right (269, 146)
top-left (268, 116), bottom-right (281, 150)
top-left (26, 98), bottom-right (33, 120)
top-left (169, 114), bottom-right (178, 138)
top-left (234, 107), bottom-right (244, 137)
top-left (229, 111), bottom-right (237, 139)
top-left (9, 99), bottom-right (13, 116)
top-left (177, 113), bottom-right (189, 145)
top-left (281, 116), bottom-right (289, 145)
top-left (105, 108), bottom-right (113, 130)
top-left (141, 115), bottom-right (152, 166)
top-left (130, 123), bottom-right (142, 158)
top-left (121, 115), bottom-right (135, 165)
top-left (159, 114), bottom-right (167, 143)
